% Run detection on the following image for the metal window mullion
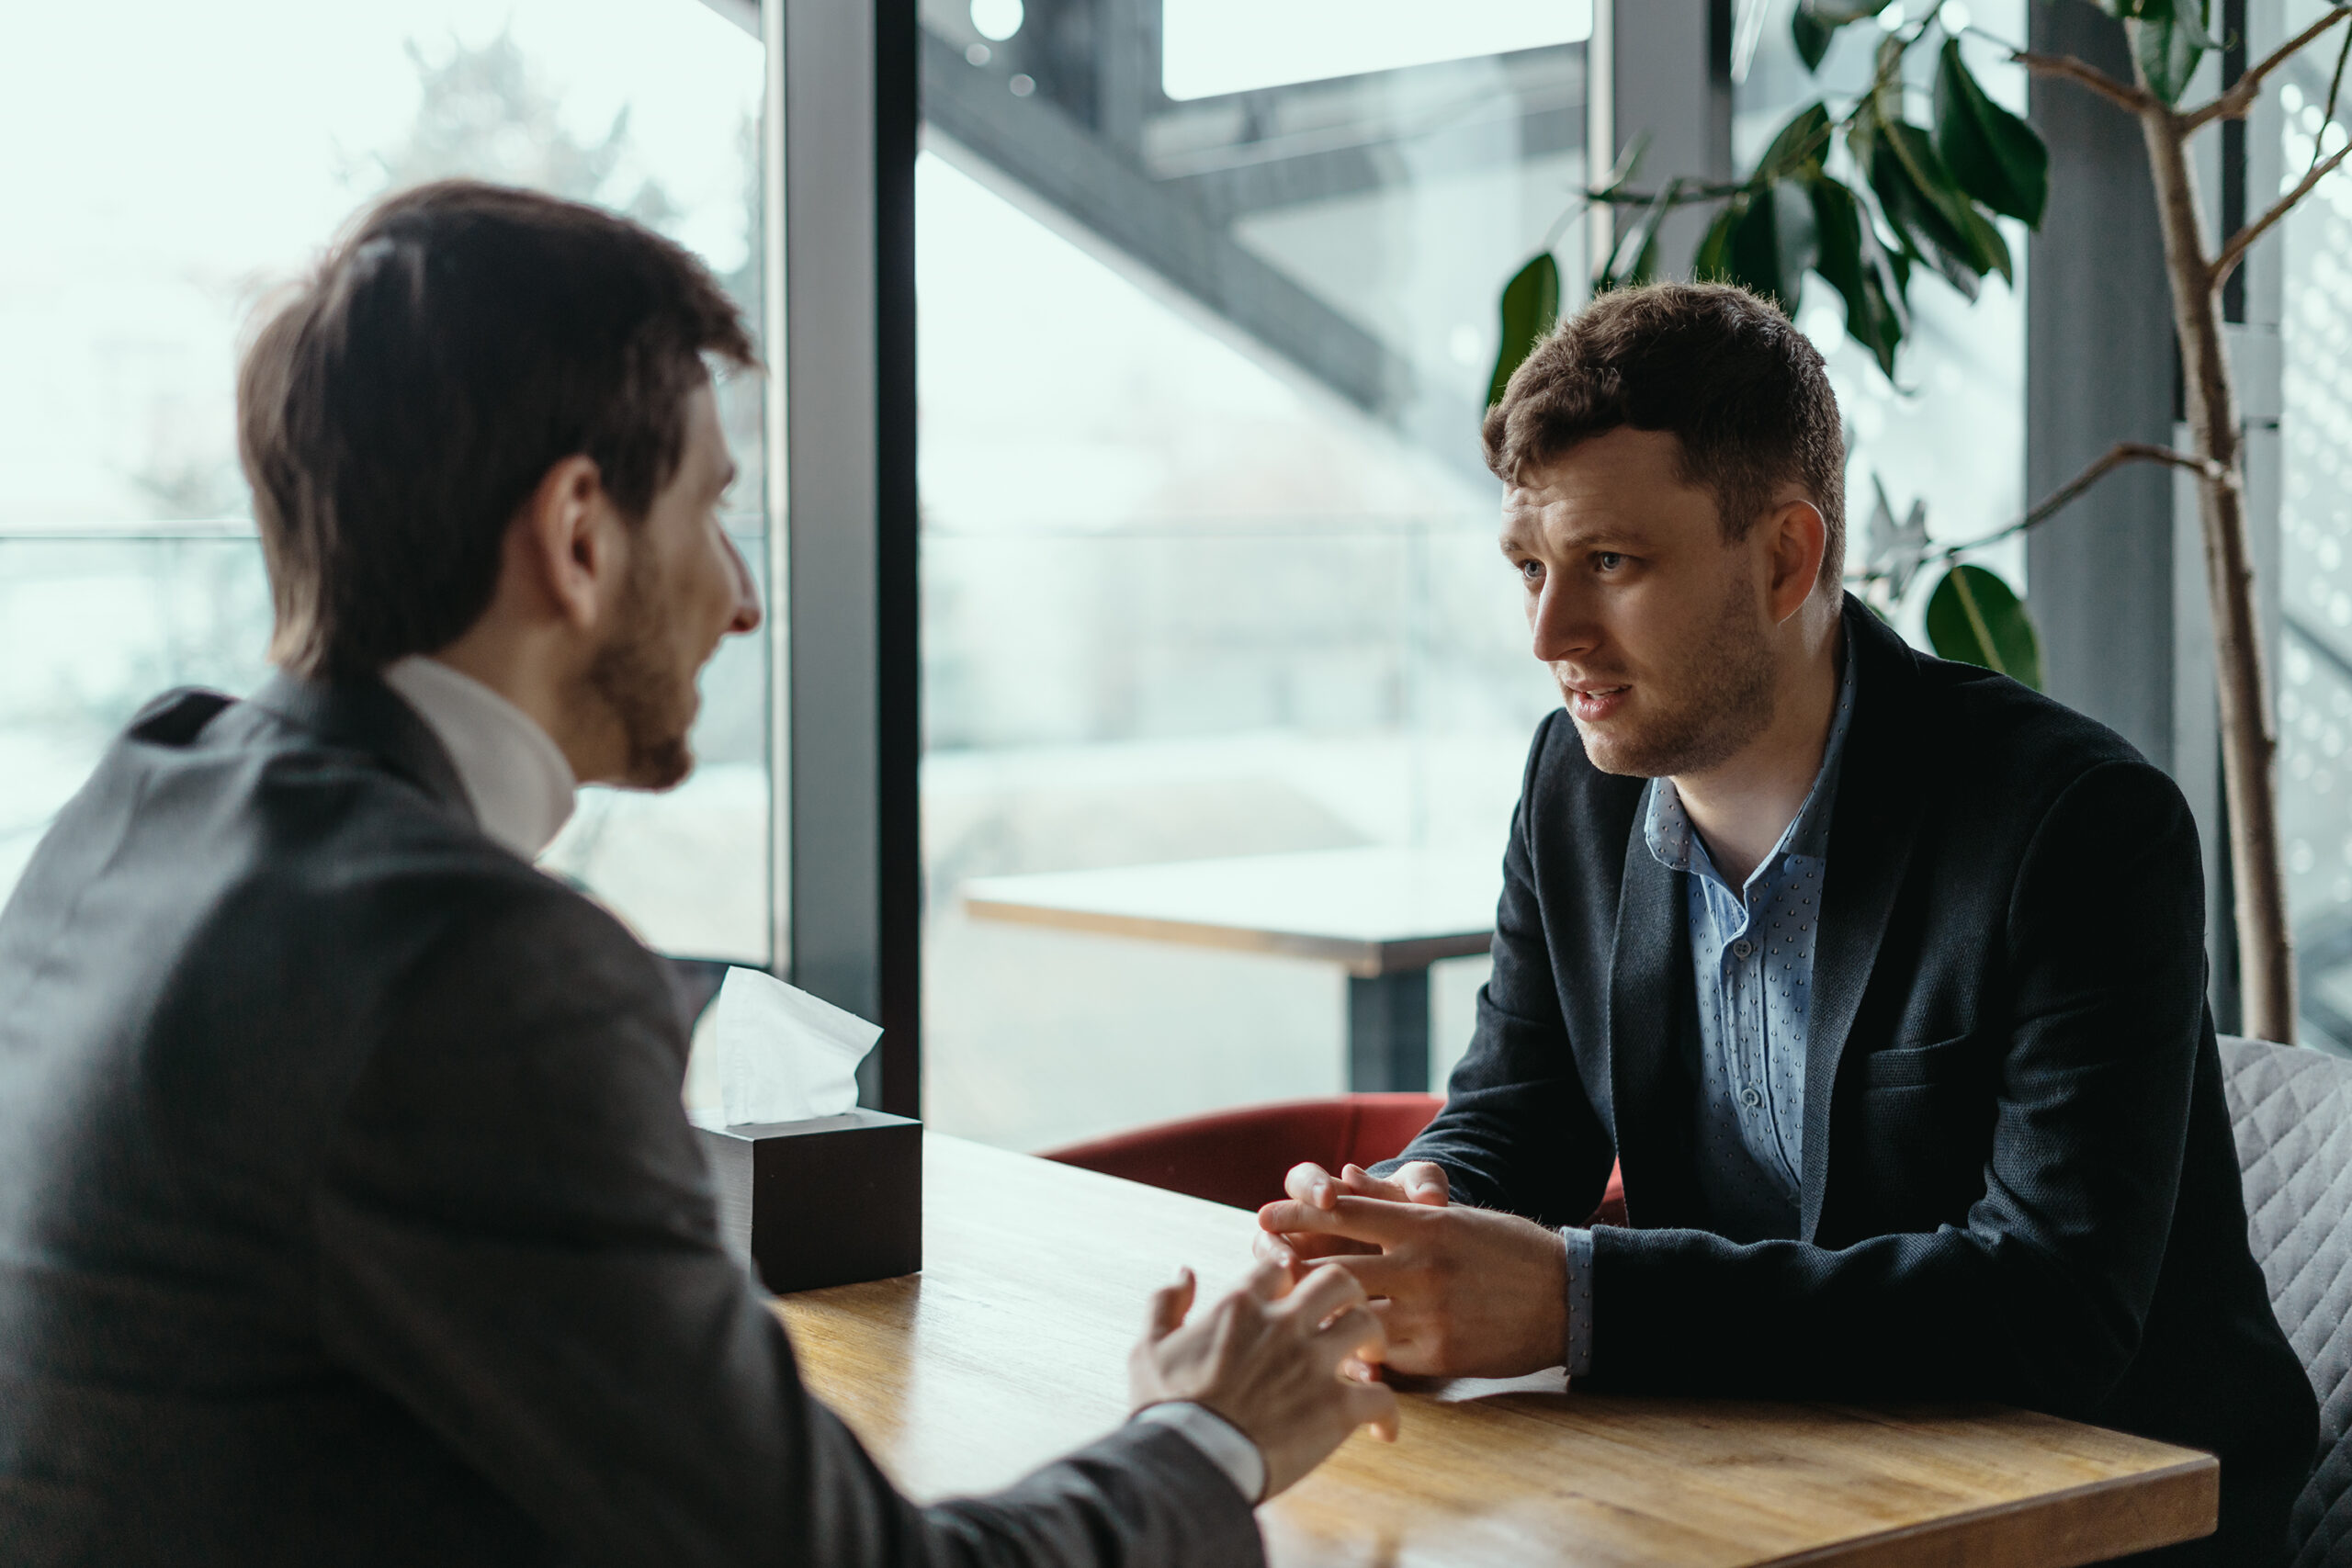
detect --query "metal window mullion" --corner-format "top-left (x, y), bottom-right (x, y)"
top-left (762, 0), bottom-right (922, 1115)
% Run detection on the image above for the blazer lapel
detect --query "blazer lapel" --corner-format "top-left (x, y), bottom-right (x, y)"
top-left (248, 671), bottom-right (478, 829)
top-left (1607, 794), bottom-right (1704, 1228)
top-left (1799, 600), bottom-right (1928, 1240)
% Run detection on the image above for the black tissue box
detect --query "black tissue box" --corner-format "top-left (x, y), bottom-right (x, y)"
top-left (695, 1110), bottom-right (923, 1293)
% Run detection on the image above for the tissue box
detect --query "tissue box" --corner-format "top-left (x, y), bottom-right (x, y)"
top-left (695, 1110), bottom-right (922, 1293)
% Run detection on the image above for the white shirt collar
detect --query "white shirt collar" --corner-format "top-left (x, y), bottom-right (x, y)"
top-left (380, 656), bottom-right (577, 860)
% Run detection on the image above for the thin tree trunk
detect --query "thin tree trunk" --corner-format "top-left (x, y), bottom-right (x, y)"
top-left (2134, 73), bottom-right (2297, 1042)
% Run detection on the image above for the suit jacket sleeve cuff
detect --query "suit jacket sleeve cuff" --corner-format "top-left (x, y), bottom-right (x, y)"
top-left (1562, 1225), bottom-right (1595, 1379)
top-left (1132, 1401), bottom-right (1265, 1503)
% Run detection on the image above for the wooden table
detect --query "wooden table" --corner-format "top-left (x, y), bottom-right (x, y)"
top-left (776, 1136), bottom-right (2218, 1566)
top-left (960, 846), bottom-right (1499, 1091)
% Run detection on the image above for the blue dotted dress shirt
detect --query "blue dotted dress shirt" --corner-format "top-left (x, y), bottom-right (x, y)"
top-left (1559, 649), bottom-right (1856, 1378)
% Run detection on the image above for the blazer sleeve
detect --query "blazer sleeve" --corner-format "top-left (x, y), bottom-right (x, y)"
top-left (1583, 758), bottom-right (2209, 1411)
top-left (1374, 712), bottom-right (1618, 1225)
top-left (311, 883), bottom-right (1261, 1568)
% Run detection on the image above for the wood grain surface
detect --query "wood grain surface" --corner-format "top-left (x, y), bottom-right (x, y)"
top-left (775, 1136), bottom-right (2216, 1566)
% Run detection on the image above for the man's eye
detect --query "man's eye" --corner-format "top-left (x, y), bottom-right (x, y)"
top-left (1595, 551), bottom-right (1625, 572)
top-left (1517, 558), bottom-right (1544, 583)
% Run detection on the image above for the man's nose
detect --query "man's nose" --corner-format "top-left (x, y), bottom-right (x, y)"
top-left (723, 531), bottom-right (763, 636)
top-left (1529, 574), bottom-right (1597, 663)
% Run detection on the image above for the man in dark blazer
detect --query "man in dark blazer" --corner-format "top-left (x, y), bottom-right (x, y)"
top-left (0, 181), bottom-right (1396, 1566)
top-left (1258, 283), bottom-right (2314, 1565)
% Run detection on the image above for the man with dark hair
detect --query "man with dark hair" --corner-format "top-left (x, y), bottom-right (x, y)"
top-left (1260, 282), bottom-right (2314, 1565)
top-left (0, 181), bottom-right (1394, 1566)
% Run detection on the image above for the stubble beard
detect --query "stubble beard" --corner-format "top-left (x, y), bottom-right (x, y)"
top-left (1571, 577), bottom-right (1778, 779)
top-left (585, 552), bottom-right (696, 791)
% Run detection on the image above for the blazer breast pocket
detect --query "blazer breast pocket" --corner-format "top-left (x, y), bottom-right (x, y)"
top-left (1858, 1032), bottom-right (1987, 1090)
top-left (1851, 1031), bottom-right (1999, 1227)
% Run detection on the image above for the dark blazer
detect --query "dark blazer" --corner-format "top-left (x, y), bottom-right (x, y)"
top-left (1387, 597), bottom-right (2316, 1566)
top-left (0, 676), bottom-right (1259, 1568)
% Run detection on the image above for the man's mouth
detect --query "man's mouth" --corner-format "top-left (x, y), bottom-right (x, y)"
top-left (1564, 682), bottom-right (1629, 722)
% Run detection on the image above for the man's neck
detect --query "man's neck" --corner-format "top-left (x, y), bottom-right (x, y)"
top-left (1671, 613), bottom-right (1844, 889)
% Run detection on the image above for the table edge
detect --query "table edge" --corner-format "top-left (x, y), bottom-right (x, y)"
top-left (1762, 1449), bottom-right (2220, 1568)
top-left (961, 896), bottom-right (1492, 975)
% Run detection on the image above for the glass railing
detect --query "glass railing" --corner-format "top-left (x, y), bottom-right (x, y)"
top-left (918, 512), bottom-right (1555, 1149)
top-left (0, 523), bottom-right (773, 966)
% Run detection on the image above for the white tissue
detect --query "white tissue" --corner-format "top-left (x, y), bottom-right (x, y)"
top-left (682, 967), bottom-right (882, 1129)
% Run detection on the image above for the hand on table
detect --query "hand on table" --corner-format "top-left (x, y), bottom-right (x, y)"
top-left (1254, 1167), bottom-right (1568, 1380)
top-left (1128, 1259), bottom-right (1399, 1499)
top-left (1250, 1159), bottom-right (1452, 1273)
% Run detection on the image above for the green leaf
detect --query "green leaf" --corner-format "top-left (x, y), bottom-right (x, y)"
top-left (1791, 1), bottom-right (1879, 72)
top-left (2132, 0), bottom-right (2210, 106)
top-left (1793, 6), bottom-right (1838, 71)
top-left (1861, 113), bottom-right (2012, 293)
top-left (1756, 102), bottom-right (1835, 183)
top-left (1747, 184), bottom-right (1819, 307)
top-left (1487, 252), bottom-right (1562, 407)
top-left (1805, 175), bottom-right (1905, 377)
top-left (1933, 39), bottom-right (2049, 224)
top-left (1696, 186), bottom-right (1815, 309)
top-left (1925, 565), bottom-right (2043, 690)
top-left (1695, 201), bottom-right (1742, 287)
top-left (2165, 0), bottom-right (2219, 52)
top-left (1952, 198), bottom-right (2013, 285)
top-left (1856, 254), bottom-right (1908, 376)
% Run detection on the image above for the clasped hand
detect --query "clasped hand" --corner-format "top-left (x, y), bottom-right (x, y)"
top-left (1252, 1161), bottom-right (1570, 1380)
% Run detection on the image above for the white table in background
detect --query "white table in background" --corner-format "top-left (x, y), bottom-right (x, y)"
top-left (960, 845), bottom-right (1499, 1089)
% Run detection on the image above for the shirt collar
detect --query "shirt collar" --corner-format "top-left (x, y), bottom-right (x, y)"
top-left (1644, 632), bottom-right (1858, 889)
top-left (379, 656), bottom-right (577, 860)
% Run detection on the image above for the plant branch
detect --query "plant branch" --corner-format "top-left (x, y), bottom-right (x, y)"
top-left (1859, 443), bottom-right (2233, 585)
top-left (1587, 100), bottom-right (1852, 210)
top-left (1586, 181), bottom-right (1752, 207)
top-left (1960, 22), bottom-right (2029, 56)
top-left (2214, 140), bottom-right (2352, 289)
top-left (2013, 49), bottom-right (2154, 115)
top-left (2317, 22), bottom-right (2352, 175)
top-left (2182, 4), bottom-right (2352, 132)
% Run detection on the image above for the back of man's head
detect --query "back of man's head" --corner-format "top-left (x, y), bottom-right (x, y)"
top-left (1484, 282), bottom-right (1847, 592)
top-left (237, 179), bottom-right (752, 681)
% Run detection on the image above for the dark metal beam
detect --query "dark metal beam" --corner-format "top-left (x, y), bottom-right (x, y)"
top-left (1162, 109), bottom-right (1579, 224)
top-left (713, 1), bottom-right (1489, 481)
top-left (762, 0), bottom-right (923, 1115)
top-left (923, 28), bottom-right (1482, 470)
top-left (1145, 46), bottom-right (1583, 220)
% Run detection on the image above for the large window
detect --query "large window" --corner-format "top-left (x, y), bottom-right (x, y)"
top-left (1735, 1), bottom-right (2031, 620)
top-left (0, 0), bottom-right (768, 964)
top-left (2275, 7), bottom-right (2352, 1049)
top-left (916, 0), bottom-right (1577, 1149)
top-left (912, 0), bottom-right (2035, 1150)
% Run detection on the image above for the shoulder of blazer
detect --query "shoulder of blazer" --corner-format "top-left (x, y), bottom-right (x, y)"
top-left (140, 683), bottom-right (644, 1007)
top-left (1902, 635), bottom-right (2171, 818)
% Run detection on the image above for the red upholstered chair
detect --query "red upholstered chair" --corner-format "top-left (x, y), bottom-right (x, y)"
top-left (1045, 1094), bottom-right (1628, 1225)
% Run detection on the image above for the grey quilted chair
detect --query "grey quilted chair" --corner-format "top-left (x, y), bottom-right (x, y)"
top-left (2222, 1033), bottom-right (2352, 1567)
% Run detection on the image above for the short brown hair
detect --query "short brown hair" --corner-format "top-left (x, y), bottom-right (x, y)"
top-left (1483, 282), bottom-right (1846, 590)
top-left (238, 180), bottom-right (754, 679)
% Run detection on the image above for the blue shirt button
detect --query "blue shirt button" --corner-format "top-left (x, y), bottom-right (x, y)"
top-left (1741, 1087), bottom-right (1763, 1109)
top-left (1732, 939), bottom-right (1755, 959)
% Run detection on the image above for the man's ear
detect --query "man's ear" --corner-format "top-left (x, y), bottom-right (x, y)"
top-left (1764, 498), bottom-right (1828, 625)
top-left (511, 455), bottom-right (623, 633)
